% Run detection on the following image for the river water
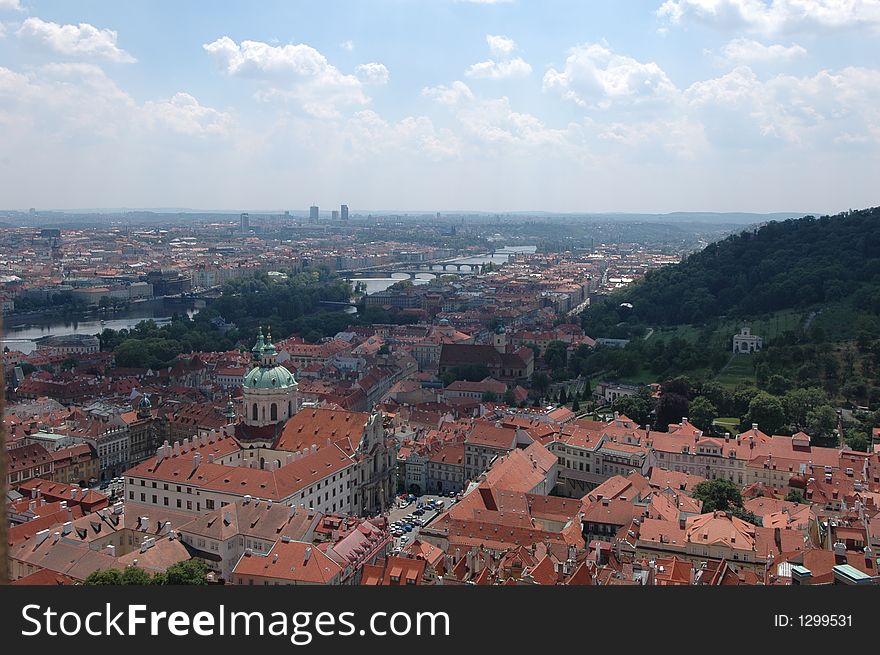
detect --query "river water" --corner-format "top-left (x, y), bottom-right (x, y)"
top-left (357, 247), bottom-right (537, 295)
top-left (2, 298), bottom-right (203, 354)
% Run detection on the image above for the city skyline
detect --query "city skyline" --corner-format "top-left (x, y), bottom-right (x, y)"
top-left (0, 1), bottom-right (879, 214)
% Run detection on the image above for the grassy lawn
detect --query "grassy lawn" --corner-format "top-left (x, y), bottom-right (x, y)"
top-left (713, 417), bottom-right (741, 433)
top-left (715, 354), bottom-right (756, 388)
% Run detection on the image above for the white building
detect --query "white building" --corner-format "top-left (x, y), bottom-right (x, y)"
top-left (733, 327), bottom-right (763, 354)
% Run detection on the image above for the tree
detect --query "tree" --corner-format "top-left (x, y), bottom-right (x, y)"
top-left (482, 390), bottom-right (498, 403)
top-left (559, 388), bottom-right (568, 405)
top-left (699, 381), bottom-right (730, 415)
top-left (766, 374), bottom-right (792, 396)
top-left (692, 479), bottom-right (743, 513)
top-left (655, 392), bottom-right (689, 431)
top-left (531, 372), bottom-right (550, 396)
top-left (744, 391), bottom-right (786, 435)
top-left (806, 404), bottom-right (839, 447)
top-left (544, 340), bottom-right (568, 372)
top-left (84, 569), bottom-right (123, 585)
top-left (688, 396), bottom-right (718, 433)
top-left (572, 397), bottom-right (580, 412)
top-left (612, 388), bottom-right (654, 427)
top-left (785, 490), bottom-right (805, 504)
top-left (121, 566), bottom-right (154, 585)
top-left (782, 387), bottom-right (827, 431)
top-left (503, 389), bottom-right (516, 406)
top-left (845, 429), bottom-right (869, 452)
top-left (154, 559), bottom-right (209, 585)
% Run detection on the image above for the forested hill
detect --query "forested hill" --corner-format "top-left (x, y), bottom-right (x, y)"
top-left (591, 206), bottom-right (880, 326)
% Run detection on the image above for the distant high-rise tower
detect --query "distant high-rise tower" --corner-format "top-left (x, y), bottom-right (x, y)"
top-left (309, 205), bottom-right (319, 222)
top-left (341, 204), bottom-right (349, 221)
top-left (240, 212), bottom-right (250, 232)
top-left (331, 210), bottom-right (339, 220)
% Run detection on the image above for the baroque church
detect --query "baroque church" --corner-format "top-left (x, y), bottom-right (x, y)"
top-left (230, 326), bottom-right (396, 516)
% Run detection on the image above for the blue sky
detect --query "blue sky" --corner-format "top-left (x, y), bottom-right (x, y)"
top-left (0, 0), bottom-right (878, 213)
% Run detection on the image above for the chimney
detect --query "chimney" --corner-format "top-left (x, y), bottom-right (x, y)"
top-left (208, 453), bottom-right (215, 464)
top-left (304, 547), bottom-right (312, 563)
top-left (156, 446), bottom-right (165, 464)
top-left (182, 437), bottom-right (190, 452)
top-left (35, 529), bottom-right (50, 546)
top-left (28, 500), bottom-right (36, 512)
top-left (173, 441), bottom-right (181, 457)
top-left (752, 423), bottom-right (758, 431)
top-left (106, 544), bottom-right (116, 557)
top-left (192, 453), bottom-right (202, 471)
top-left (113, 501), bottom-right (123, 514)
top-left (53, 531), bottom-right (61, 543)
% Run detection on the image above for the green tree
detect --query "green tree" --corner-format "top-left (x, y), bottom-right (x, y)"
top-left (531, 372), bottom-right (550, 396)
top-left (121, 566), bottom-right (154, 585)
top-left (154, 559), bottom-right (209, 585)
top-left (782, 387), bottom-right (827, 431)
top-left (572, 397), bottom-right (580, 412)
top-left (806, 405), bottom-right (839, 447)
top-left (744, 391), bottom-right (786, 435)
top-left (785, 490), bottom-right (805, 504)
top-left (84, 569), bottom-right (123, 585)
top-left (482, 390), bottom-right (498, 403)
top-left (766, 374), bottom-right (792, 396)
top-left (688, 396), bottom-right (718, 433)
top-left (692, 479), bottom-right (743, 513)
top-left (845, 429), bottom-right (869, 452)
top-left (612, 389), bottom-right (653, 427)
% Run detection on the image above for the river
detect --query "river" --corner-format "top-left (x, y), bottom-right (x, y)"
top-left (356, 247), bottom-right (537, 295)
top-left (2, 298), bottom-right (203, 354)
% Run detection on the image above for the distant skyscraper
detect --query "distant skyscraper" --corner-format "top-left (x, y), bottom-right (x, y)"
top-left (309, 205), bottom-right (319, 222)
top-left (331, 210), bottom-right (339, 220)
top-left (341, 204), bottom-right (349, 221)
top-left (240, 212), bottom-right (249, 232)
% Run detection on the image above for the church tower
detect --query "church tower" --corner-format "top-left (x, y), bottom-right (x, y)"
top-left (242, 326), bottom-right (299, 428)
top-left (493, 321), bottom-right (508, 354)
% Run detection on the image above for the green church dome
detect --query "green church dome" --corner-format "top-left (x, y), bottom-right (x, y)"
top-left (242, 364), bottom-right (296, 390)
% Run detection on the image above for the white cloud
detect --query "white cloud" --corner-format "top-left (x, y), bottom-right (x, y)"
top-left (340, 39), bottom-right (354, 51)
top-left (142, 92), bottom-right (233, 137)
top-left (345, 110), bottom-right (462, 161)
top-left (456, 96), bottom-right (580, 149)
top-left (203, 36), bottom-right (369, 118)
top-left (657, 0), bottom-right (880, 36)
top-left (0, 0), bottom-right (23, 11)
top-left (0, 62), bottom-right (233, 144)
top-left (486, 34), bottom-right (516, 57)
top-left (465, 57), bottom-right (532, 79)
top-left (543, 42), bottom-right (678, 109)
top-left (598, 118), bottom-right (709, 158)
top-left (720, 37), bottom-right (807, 62)
top-left (355, 62), bottom-right (389, 84)
top-left (421, 80), bottom-right (474, 106)
top-left (17, 17), bottom-right (136, 63)
top-left (685, 64), bottom-right (880, 144)
top-left (0, 23), bottom-right (6, 38)
top-left (465, 34), bottom-right (532, 80)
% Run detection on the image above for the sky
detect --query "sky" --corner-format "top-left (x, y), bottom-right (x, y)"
top-left (0, 0), bottom-right (878, 214)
